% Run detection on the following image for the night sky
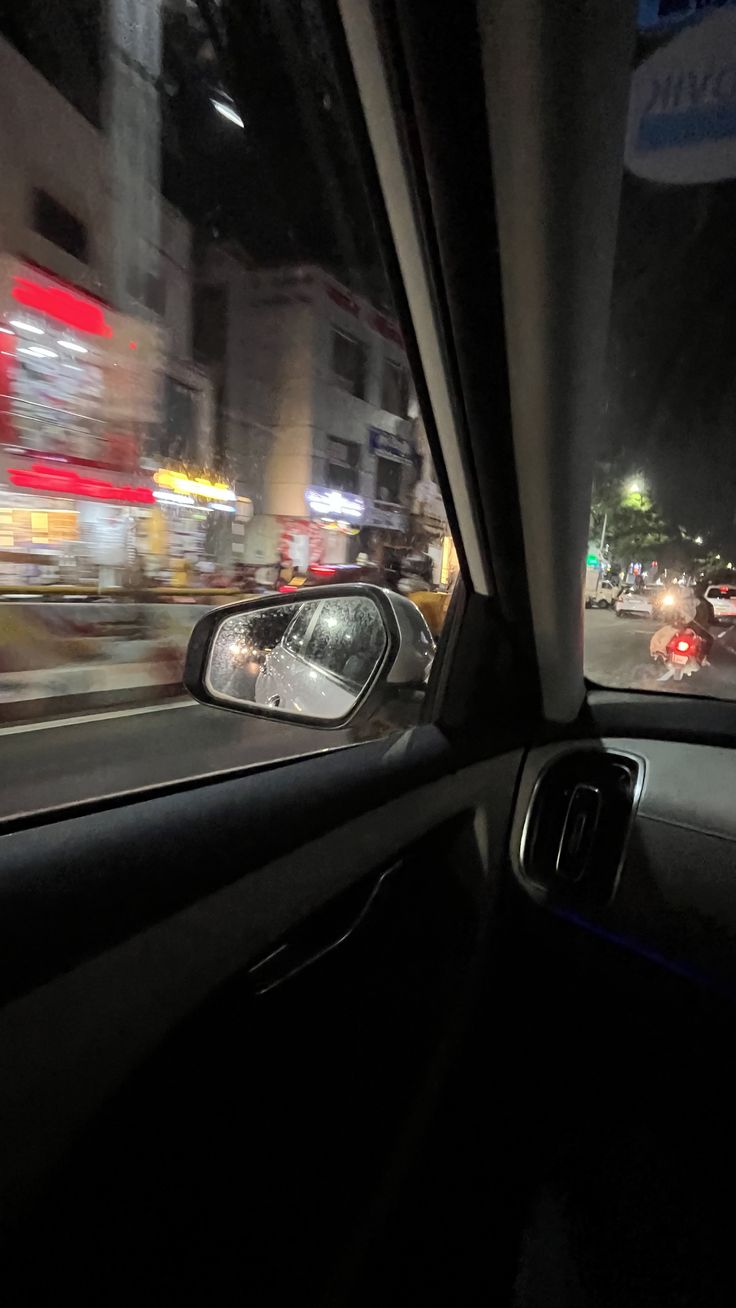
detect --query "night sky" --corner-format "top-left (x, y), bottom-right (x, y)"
top-left (600, 20), bottom-right (736, 558)
top-left (602, 168), bottom-right (736, 553)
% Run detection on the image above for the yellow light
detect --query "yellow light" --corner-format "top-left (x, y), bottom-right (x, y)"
top-left (440, 534), bottom-right (453, 588)
top-left (154, 469), bottom-right (235, 502)
top-left (320, 519), bottom-right (360, 535)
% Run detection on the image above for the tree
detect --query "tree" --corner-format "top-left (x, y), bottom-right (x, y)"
top-left (606, 503), bottom-right (670, 574)
top-left (590, 464), bottom-right (671, 573)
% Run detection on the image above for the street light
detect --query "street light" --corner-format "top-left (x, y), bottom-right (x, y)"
top-left (695, 535), bottom-right (703, 545)
top-left (627, 477), bottom-right (646, 507)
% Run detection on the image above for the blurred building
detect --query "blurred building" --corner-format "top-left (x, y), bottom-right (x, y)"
top-left (0, 30), bottom-right (224, 586)
top-left (193, 261), bottom-right (448, 574)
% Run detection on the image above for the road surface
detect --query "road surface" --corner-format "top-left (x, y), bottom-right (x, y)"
top-left (584, 607), bottom-right (736, 697)
top-left (3, 610), bottom-right (736, 821)
top-left (0, 698), bottom-right (355, 821)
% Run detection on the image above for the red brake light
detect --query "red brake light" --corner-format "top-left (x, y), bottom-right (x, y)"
top-left (721, 586), bottom-right (730, 594)
top-left (309, 566), bottom-right (338, 577)
top-left (278, 584), bottom-right (299, 593)
top-left (676, 639), bottom-right (691, 653)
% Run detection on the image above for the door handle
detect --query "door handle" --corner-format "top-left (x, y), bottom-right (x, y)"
top-left (248, 862), bottom-right (398, 995)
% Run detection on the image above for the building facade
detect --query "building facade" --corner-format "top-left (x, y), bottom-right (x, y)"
top-left (0, 31), bottom-right (224, 587)
top-left (202, 262), bottom-right (448, 576)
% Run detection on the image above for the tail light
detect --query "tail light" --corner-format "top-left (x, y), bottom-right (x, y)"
top-left (666, 630), bottom-right (697, 657)
top-left (309, 566), bottom-right (338, 577)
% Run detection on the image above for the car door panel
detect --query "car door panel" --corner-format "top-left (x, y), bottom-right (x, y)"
top-left (511, 737), bottom-right (736, 1000)
top-left (0, 727), bottom-right (451, 1003)
top-left (0, 733), bottom-right (522, 1303)
top-left (498, 731), bottom-right (736, 1308)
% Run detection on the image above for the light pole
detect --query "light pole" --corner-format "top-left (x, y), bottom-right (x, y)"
top-left (599, 512), bottom-right (607, 555)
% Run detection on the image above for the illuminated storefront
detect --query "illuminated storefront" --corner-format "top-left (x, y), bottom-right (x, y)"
top-left (0, 262), bottom-right (242, 584)
top-left (0, 258), bottom-right (162, 472)
top-left (0, 458), bottom-right (156, 584)
top-left (149, 467), bottom-right (244, 577)
top-left (301, 485), bottom-right (364, 566)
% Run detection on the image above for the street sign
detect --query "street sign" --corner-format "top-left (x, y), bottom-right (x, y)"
top-left (305, 485), bottom-right (364, 522)
top-left (627, 10), bottom-right (736, 182)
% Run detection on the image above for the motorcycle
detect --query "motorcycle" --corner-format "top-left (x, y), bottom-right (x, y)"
top-left (650, 625), bottom-right (708, 682)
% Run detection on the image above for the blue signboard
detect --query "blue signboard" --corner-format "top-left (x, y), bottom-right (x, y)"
top-left (627, 8), bottom-right (736, 181)
top-left (369, 426), bottom-right (414, 464)
top-left (639, 0), bottom-right (736, 33)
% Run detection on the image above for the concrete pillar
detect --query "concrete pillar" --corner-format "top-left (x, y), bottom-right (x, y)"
top-left (104, 0), bottom-right (162, 318)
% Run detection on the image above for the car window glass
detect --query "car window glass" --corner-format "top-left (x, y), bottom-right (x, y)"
top-left (282, 605), bottom-right (315, 659)
top-left (584, 6), bottom-right (736, 700)
top-left (301, 597), bottom-right (387, 688)
top-left (0, 0), bottom-right (460, 817)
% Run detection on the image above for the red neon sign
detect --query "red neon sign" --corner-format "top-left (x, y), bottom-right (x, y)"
top-left (12, 278), bottom-right (113, 338)
top-left (8, 464), bottom-right (154, 505)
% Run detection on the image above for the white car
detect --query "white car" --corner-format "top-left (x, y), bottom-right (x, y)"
top-left (614, 586), bottom-right (656, 618)
top-left (255, 592), bottom-right (434, 719)
top-left (705, 584), bottom-right (736, 624)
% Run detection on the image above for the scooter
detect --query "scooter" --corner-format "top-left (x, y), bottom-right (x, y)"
top-left (650, 625), bottom-right (708, 682)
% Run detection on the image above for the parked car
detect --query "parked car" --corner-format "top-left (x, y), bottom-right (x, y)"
top-left (614, 585), bottom-right (658, 618)
top-left (704, 584), bottom-right (736, 624)
top-left (278, 562), bottom-right (383, 594)
top-left (586, 578), bottom-right (621, 609)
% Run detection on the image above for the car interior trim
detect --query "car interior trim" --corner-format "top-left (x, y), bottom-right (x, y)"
top-left (0, 747), bottom-right (519, 1206)
top-left (479, 0), bottom-right (636, 721)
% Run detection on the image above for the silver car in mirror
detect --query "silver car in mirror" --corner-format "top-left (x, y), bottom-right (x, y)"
top-left (184, 583), bottom-right (435, 727)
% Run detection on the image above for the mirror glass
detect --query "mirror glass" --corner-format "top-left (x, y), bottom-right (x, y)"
top-left (205, 595), bottom-right (388, 720)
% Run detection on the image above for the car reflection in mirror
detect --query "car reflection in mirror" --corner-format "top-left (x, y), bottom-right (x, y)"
top-left (207, 595), bottom-right (389, 720)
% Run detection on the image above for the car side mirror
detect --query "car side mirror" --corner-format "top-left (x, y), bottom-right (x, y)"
top-left (183, 583), bottom-right (435, 727)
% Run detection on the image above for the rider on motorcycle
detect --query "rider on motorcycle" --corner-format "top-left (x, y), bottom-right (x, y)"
top-left (650, 583), bottom-right (713, 669)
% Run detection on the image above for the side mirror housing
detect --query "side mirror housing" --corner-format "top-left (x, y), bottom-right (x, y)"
top-left (184, 583), bottom-right (435, 728)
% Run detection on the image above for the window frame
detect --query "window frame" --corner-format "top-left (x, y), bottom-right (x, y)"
top-left (326, 436), bottom-right (361, 494)
top-left (330, 326), bottom-right (368, 400)
top-left (381, 357), bottom-right (410, 417)
top-left (374, 455), bottom-right (403, 506)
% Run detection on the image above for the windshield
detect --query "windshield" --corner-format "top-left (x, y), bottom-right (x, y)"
top-left (584, 4), bottom-right (736, 698)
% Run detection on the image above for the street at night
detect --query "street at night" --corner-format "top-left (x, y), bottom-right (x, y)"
top-left (585, 608), bottom-right (736, 697)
